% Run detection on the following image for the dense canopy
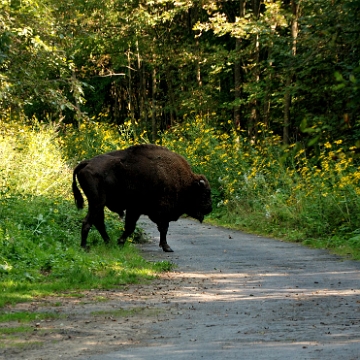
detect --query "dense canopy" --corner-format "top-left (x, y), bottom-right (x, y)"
top-left (1, 0), bottom-right (359, 146)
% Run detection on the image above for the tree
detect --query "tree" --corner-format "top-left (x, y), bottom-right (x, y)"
top-left (283, 0), bottom-right (300, 144)
top-left (0, 0), bottom-right (76, 119)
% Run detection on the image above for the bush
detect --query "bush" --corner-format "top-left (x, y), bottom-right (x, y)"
top-left (159, 117), bottom-right (360, 251)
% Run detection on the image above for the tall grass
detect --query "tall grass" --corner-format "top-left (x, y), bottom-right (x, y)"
top-left (1, 114), bottom-right (359, 310)
top-left (0, 121), bottom-right (69, 197)
top-left (159, 117), bottom-right (360, 256)
top-left (60, 117), bottom-right (360, 258)
top-left (0, 119), bottom-right (171, 308)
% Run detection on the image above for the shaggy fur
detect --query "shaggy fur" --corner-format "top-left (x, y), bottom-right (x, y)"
top-left (72, 144), bottom-right (212, 252)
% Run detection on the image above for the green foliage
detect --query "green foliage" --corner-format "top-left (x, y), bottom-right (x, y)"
top-left (0, 119), bottom-right (69, 197)
top-left (0, 1), bottom-right (75, 114)
top-left (0, 311), bottom-right (63, 324)
top-left (0, 120), bottom-right (172, 309)
top-left (152, 261), bottom-right (175, 272)
top-left (157, 116), bottom-right (360, 258)
top-left (1, 0), bottom-right (359, 151)
top-left (60, 120), bottom-right (149, 163)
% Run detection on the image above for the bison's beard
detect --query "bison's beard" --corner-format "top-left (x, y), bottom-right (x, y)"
top-left (197, 213), bottom-right (204, 223)
top-left (187, 203), bottom-right (212, 223)
top-left (189, 211), bottom-right (205, 223)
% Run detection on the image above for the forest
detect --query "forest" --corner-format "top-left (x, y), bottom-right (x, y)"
top-left (1, 0), bottom-right (359, 144)
top-left (1, 0), bottom-right (360, 306)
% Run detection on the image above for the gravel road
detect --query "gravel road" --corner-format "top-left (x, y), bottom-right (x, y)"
top-left (84, 217), bottom-right (360, 360)
top-left (3, 217), bottom-right (360, 360)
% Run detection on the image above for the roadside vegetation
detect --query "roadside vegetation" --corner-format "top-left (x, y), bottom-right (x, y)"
top-left (65, 117), bottom-right (360, 259)
top-left (0, 120), bottom-right (173, 309)
top-left (1, 0), bottom-right (360, 314)
top-left (2, 117), bottom-right (360, 315)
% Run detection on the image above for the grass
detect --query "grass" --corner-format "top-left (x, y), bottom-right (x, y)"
top-left (0, 326), bottom-right (33, 335)
top-left (0, 119), bottom-right (174, 309)
top-left (0, 311), bottom-right (65, 323)
top-left (0, 193), bottom-right (172, 308)
top-left (1, 114), bottom-right (360, 314)
top-left (0, 310), bottom-right (63, 349)
top-left (158, 118), bottom-right (360, 260)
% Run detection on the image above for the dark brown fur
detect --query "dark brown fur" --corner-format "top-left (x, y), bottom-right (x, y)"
top-left (72, 144), bottom-right (212, 252)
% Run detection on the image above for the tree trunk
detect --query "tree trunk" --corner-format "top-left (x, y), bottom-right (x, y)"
top-left (247, 0), bottom-right (260, 138)
top-left (127, 46), bottom-right (135, 124)
top-left (283, 0), bottom-right (300, 144)
top-left (136, 40), bottom-right (145, 126)
top-left (234, 0), bottom-right (246, 128)
top-left (165, 65), bottom-right (175, 127)
top-left (151, 63), bottom-right (157, 142)
top-left (72, 72), bottom-right (83, 129)
top-left (263, 12), bottom-right (278, 129)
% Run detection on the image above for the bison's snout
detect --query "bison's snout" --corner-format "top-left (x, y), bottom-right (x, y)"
top-left (203, 199), bottom-right (213, 215)
top-left (195, 202), bottom-right (212, 223)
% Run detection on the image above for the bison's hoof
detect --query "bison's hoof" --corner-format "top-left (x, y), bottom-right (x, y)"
top-left (162, 245), bottom-right (174, 252)
top-left (117, 239), bottom-right (126, 247)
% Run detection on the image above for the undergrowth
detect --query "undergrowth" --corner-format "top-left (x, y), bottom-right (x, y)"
top-left (1, 114), bottom-right (360, 311)
top-left (61, 116), bottom-right (360, 259)
top-left (0, 119), bottom-right (173, 308)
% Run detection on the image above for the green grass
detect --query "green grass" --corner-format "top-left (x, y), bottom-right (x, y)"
top-left (0, 311), bottom-right (64, 323)
top-left (0, 193), bottom-right (175, 308)
top-left (0, 119), bottom-right (175, 309)
top-left (0, 326), bottom-right (33, 335)
top-left (0, 339), bottom-right (44, 350)
top-left (1, 114), bottom-right (360, 315)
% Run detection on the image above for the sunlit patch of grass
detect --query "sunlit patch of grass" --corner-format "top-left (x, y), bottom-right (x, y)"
top-left (0, 325), bottom-right (32, 335)
top-left (0, 119), bottom-right (177, 310)
top-left (0, 311), bottom-right (64, 323)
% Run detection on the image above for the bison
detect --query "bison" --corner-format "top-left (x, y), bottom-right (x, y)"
top-left (72, 144), bottom-right (212, 252)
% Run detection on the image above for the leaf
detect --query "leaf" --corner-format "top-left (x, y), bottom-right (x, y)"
top-left (349, 74), bottom-right (356, 84)
top-left (24, 272), bottom-right (35, 282)
top-left (334, 71), bottom-right (343, 82)
top-left (0, 263), bottom-right (12, 273)
top-left (307, 136), bottom-right (320, 147)
top-left (300, 119), bottom-right (317, 134)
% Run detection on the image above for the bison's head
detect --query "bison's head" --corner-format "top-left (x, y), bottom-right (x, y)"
top-left (187, 176), bottom-right (212, 223)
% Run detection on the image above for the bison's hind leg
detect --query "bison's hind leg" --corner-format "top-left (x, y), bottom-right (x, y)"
top-left (93, 209), bottom-right (111, 245)
top-left (81, 205), bottom-right (111, 249)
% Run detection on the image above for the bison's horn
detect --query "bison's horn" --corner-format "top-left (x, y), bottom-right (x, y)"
top-left (200, 179), bottom-right (206, 186)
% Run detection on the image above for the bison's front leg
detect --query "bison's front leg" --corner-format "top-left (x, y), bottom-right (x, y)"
top-left (157, 222), bottom-right (173, 252)
top-left (118, 210), bottom-right (140, 246)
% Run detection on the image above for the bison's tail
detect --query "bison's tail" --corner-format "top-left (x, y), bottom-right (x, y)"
top-left (72, 161), bottom-right (88, 210)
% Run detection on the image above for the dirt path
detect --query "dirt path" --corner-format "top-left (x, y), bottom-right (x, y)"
top-left (2, 217), bottom-right (360, 359)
